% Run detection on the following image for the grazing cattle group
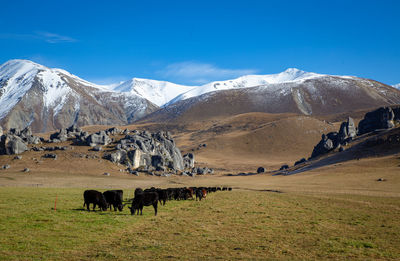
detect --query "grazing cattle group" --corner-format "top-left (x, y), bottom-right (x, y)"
top-left (83, 186), bottom-right (232, 216)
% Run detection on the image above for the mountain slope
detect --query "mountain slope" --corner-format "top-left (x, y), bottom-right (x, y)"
top-left (141, 75), bottom-right (400, 123)
top-left (0, 60), bottom-right (157, 132)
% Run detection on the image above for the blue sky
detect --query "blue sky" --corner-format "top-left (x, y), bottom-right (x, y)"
top-left (0, 0), bottom-right (399, 85)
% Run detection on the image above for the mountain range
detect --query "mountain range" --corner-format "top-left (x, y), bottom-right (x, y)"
top-left (1, 59), bottom-right (400, 132)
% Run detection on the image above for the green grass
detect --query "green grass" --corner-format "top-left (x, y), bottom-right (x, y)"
top-left (0, 188), bottom-right (399, 260)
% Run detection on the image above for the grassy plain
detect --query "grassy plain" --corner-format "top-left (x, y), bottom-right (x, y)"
top-left (1, 113), bottom-right (399, 260)
top-left (0, 187), bottom-right (399, 260)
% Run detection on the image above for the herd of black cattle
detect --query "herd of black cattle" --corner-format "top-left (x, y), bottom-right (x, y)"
top-left (83, 186), bottom-right (233, 216)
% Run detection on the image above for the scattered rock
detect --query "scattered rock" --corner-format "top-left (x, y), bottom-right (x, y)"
top-left (183, 153), bottom-right (195, 169)
top-left (92, 146), bottom-right (102, 152)
top-left (257, 167), bottom-right (265, 173)
top-left (105, 127), bottom-right (123, 136)
top-left (377, 178), bottom-right (386, 181)
top-left (14, 155), bottom-right (22, 160)
top-left (103, 172), bottom-right (110, 176)
top-left (50, 128), bottom-right (68, 142)
top-left (191, 167), bottom-right (213, 175)
top-left (43, 153), bottom-right (57, 159)
top-left (2, 164), bottom-right (10, 169)
top-left (279, 164), bottom-right (289, 170)
top-left (294, 158), bottom-right (307, 166)
top-left (23, 168), bottom-right (30, 172)
top-left (86, 131), bottom-right (111, 147)
top-left (19, 127), bottom-right (41, 145)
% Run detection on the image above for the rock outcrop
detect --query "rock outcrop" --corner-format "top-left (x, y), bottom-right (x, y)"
top-left (0, 134), bottom-right (28, 155)
top-left (358, 107), bottom-right (396, 135)
top-left (183, 153), bottom-right (195, 169)
top-left (105, 130), bottom-right (185, 171)
top-left (338, 117), bottom-right (356, 142)
top-left (310, 107), bottom-right (400, 159)
top-left (86, 131), bottom-right (112, 147)
top-left (0, 126), bottom-right (41, 155)
top-left (50, 124), bottom-right (88, 143)
top-left (311, 117), bottom-right (357, 159)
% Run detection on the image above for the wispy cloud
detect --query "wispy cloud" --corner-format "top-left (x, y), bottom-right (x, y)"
top-left (157, 61), bottom-right (258, 85)
top-left (0, 31), bottom-right (77, 44)
top-left (34, 31), bottom-right (77, 43)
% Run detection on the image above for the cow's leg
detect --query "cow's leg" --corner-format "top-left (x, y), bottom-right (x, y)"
top-left (93, 203), bottom-right (96, 211)
top-left (153, 202), bottom-right (158, 216)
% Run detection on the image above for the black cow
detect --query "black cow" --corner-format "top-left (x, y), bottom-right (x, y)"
top-left (83, 190), bottom-right (108, 211)
top-left (156, 189), bottom-right (168, 206)
top-left (103, 190), bottom-right (124, 211)
top-left (195, 188), bottom-right (207, 201)
top-left (129, 189), bottom-right (159, 216)
top-left (144, 187), bottom-right (168, 206)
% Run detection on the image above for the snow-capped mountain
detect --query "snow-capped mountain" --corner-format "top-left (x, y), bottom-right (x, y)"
top-left (393, 83), bottom-right (400, 90)
top-left (0, 60), bottom-right (157, 132)
top-left (1, 59), bottom-right (400, 131)
top-left (142, 74), bottom-right (400, 123)
top-left (165, 68), bottom-right (324, 106)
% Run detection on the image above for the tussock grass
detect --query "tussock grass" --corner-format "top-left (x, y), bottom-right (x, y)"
top-left (0, 188), bottom-right (399, 260)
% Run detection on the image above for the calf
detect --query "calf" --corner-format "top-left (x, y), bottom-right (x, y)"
top-left (83, 190), bottom-right (108, 211)
top-left (129, 190), bottom-right (159, 216)
top-left (103, 190), bottom-right (124, 211)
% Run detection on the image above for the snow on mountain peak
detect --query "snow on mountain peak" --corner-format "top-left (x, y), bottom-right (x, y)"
top-left (165, 68), bottom-right (324, 106)
top-left (0, 59), bottom-right (48, 118)
top-left (113, 77), bottom-right (196, 107)
top-left (393, 83), bottom-right (400, 90)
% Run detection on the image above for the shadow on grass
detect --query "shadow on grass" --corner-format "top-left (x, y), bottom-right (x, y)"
top-left (71, 208), bottom-right (132, 215)
top-left (240, 187), bottom-right (284, 193)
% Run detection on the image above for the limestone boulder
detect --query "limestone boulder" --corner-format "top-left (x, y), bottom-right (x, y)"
top-left (86, 131), bottom-right (111, 146)
top-left (0, 134), bottom-right (28, 155)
